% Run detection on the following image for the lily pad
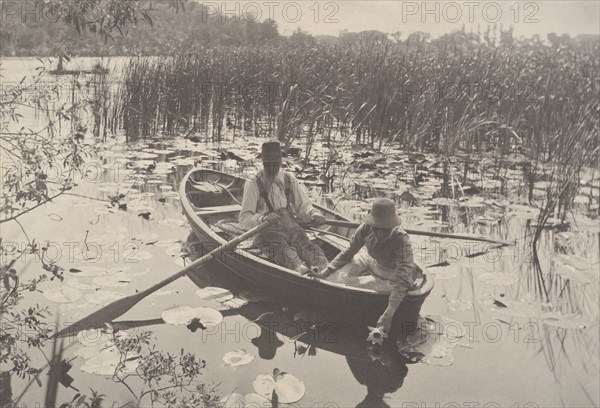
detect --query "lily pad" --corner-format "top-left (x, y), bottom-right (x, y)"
top-left (541, 312), bottom-right (598, 329)
top-left (196, 287), bottom-right (234, 303)
top-left (447, 299), bottom-right (473, 312)
top-left (555, 264), bottom-right (596, 284)
top-left (43, 286), bottom-right (82, 303)
top-left (253, 370), bottom-right (306, 403)
top-left (93, 274), bottom-right (132, 288)
top-left (86, 290), bottom-right (122, 305)
top-left (222, 349), bottom-right (255, 367)
top-left (79, 348), bottom-right (138, 376)
top-left (161, 306), bottom-right (223, 326)
top-left (66, 279), bottom-right (98, 291)
top-left (68, 266), bottom-right (107, 278)
top-left (429, 266), bottom-right (459, 280)
top-left (482, 298), bottom-right (543, 318)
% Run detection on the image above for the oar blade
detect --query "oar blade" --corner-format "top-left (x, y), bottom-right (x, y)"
top-left (53, 292), bottom-right (145, 339)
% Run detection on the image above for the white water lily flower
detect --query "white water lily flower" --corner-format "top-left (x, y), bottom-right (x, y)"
top-left (222, 349), bottom-right (255, 367)
top-left (160, 306), bottom-right (223, 326)
top-left (253, 370), bottom-right (306, 403)
top-left (43, 286), bottom-right (82, 303)
top-left (367, 326), bottom-right (387, 345)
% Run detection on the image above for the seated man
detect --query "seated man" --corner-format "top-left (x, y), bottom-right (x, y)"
top-left (316, 198), bottom-right (418, 334)
top-left (239, 141), bottom-right (328, 273)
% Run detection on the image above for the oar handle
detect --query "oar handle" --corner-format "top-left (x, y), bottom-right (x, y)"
top-left (323, 220), bottom-right (514, 246)
top-left (139, 221), bottom-right (271, 297)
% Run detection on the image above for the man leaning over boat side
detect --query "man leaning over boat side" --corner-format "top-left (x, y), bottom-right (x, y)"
top-left (314, 198), bottom-right (420, 335)
top-left (239, 141), bottom-right (329, 274)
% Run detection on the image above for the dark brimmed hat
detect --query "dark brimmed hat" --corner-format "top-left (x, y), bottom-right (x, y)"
top-left (364, 198), bottom-right (400, 228)
top-left (261, 141), bottom-right (282, 163)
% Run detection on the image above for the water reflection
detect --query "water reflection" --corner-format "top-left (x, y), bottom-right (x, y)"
top-left (183, 232), bottom-right (415, 407)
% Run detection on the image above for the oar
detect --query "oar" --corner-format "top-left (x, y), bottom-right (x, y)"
top-left (53, 221), bottom-right (270, 338)
top-left (322, 220), bottom-right (514, 246)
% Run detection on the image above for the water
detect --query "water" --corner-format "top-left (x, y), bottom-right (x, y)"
top-left (1, 58), bottom-right (599, 407)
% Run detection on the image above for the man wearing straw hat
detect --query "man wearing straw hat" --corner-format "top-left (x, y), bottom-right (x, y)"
top-left (239, 141), bottom-right (328, 274)
top-left (316, 198), bottom-right (419, 335)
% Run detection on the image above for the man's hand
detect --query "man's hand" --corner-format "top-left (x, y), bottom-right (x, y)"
top-left (311, 213), bottom-right (326, 226)
top-left (307, 266), bottom-right (334, 279)
top-left (261, 213), bottom-right (280, 224)
top-left (376, 311), bottom-right (394, 335)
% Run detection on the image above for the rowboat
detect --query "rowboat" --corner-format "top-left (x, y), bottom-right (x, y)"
top-left (180, 168), bottom-right (434, 331)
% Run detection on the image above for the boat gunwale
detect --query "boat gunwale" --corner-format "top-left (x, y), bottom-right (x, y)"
top-left (179, 167), bottom-right (433, 299)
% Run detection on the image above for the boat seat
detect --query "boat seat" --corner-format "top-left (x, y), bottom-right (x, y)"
top-left (195, 204), bottom-right (242, 216)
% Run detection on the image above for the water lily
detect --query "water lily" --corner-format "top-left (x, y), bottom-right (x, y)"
top-left (160, 305), bottom-right (223, 326)
top-left (367, 326), bottom-right (387, 345)
top-left (252, 368), bottom-right (306, 403)
top-left (222, 349), bottom-right (255, 367)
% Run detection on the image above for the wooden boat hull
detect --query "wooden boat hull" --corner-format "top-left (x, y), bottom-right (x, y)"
top-left (180, 168), bottom-right (433, 332)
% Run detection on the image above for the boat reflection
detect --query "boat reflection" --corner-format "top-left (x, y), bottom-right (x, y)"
top-left (183, 233), bottom-right (416, 407)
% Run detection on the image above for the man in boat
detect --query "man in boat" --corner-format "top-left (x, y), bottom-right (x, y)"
top-left (315, 198), bottom-right (420, 335)
top-left (239, 141), bottom-right (328, 273)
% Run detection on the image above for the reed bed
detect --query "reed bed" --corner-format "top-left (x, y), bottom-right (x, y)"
top-left (110, 31), bottom-right (597, 158)
top-left (104, 29), bottom-right (598, 216)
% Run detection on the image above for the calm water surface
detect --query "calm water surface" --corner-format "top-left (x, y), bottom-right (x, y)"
top-left (1, 58), bottom-right (599, 408)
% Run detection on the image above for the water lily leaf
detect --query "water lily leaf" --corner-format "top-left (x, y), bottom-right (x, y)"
top-left (429, 266), bottom-right (459, 280)
top-left (422, 343), bottom-right (455, 366)
top-left (488, 299), bottom-right (542, 318)
top-left (79, 348), bottom-right (138, 376)
top-left (541, 312), bottom-right (598, 329)
top-left (85, 290), bottom-right (122, 305)
top-left (67, 279), bottom-right (98, 291)
top-left (222, 349), bottom-right (255, 367)
top-left (174, 257), bottom-right (188, 267)
top-left (43, 286), bottom-right (82, 303)
top-left (129, 250), bottom-right (153, 261)
top-left (447, 299), bottom-right (472, 312)
top-left (196, 287), bottom-right (234, 302)
top-left (553, 254), bottom-right (593, 270)
top-left (220, 393), bottom-right (269, 408)
top-left (221, 297), bottom-right (248, 310)
top-left (134, 232), bottom-right (160, 244)
top-left (253, 372), bottom-right (305, 403)
top-left (423, 315), bottom-right (466, 339)
top-left (93, 274), bottom-right (132, 288)
top-left (221, 393), bottom-right (245, 408)
top-left (554, 264), bottom-right (595, 284)
top-left (165, 243), bottom-right (186, 257)
top-left (161, 306), bottom-right (223, 326)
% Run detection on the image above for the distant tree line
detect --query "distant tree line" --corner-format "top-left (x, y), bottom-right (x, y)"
top-left (0, 0), bottom-right (279, 57)
top-left (4, 0), bottom-right (597, 58)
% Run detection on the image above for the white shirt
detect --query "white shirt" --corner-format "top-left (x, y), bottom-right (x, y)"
top-left (238, 170), bottom-right (321, 230)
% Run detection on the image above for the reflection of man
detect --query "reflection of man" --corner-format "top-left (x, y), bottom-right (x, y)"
top-left (315, 198), bottom-right (419, 334)
top-left (251, 329), bottom-right (284, 360)
top-left (239, 141), bottom-right (328, 273)
top-left (347, 346), bottom-right (411, 408)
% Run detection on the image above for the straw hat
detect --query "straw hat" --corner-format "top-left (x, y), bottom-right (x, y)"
top-left (261, 141), bottom-right (282, 163)
top-left (364, 198), bottom-right (400, 228)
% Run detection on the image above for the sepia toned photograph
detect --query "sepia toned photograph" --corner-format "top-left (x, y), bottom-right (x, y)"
top-left (0, 1), bottom-right (598, 407)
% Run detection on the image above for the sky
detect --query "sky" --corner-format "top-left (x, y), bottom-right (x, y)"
top-left (201, 1), bottom-right (600, 38)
